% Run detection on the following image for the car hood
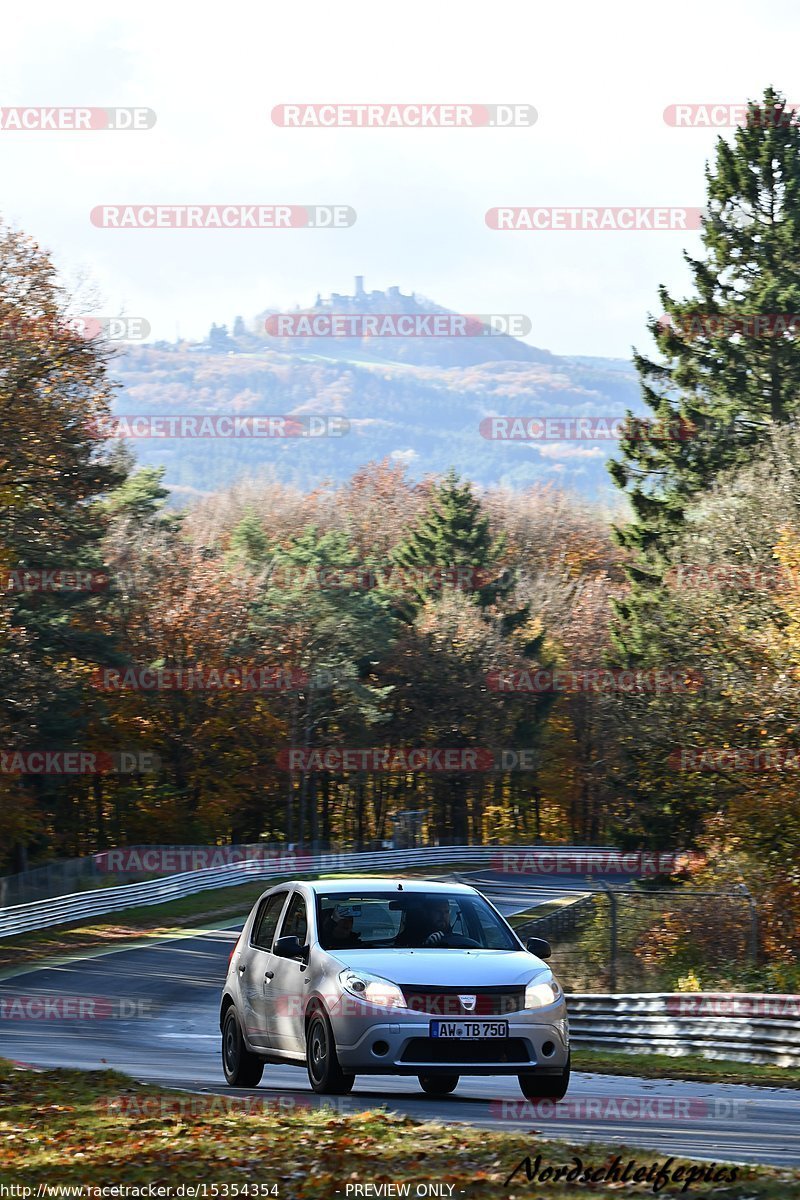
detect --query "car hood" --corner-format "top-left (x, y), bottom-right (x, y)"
top-left (327, 947), bottom-right (552, 987)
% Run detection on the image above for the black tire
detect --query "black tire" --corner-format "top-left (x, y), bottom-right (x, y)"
top-left (418, 1074), bottom-right (459, 1096)
top-left (306, 1011), bottom-right (355, 1095)
top-left (518, 1051), bottom-right (570, 1101)
top-left (222, 1007), bottom-right (264, 1087)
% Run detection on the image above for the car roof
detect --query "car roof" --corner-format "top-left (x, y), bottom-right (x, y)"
top-left (268, 877), bottom-right (479, 896)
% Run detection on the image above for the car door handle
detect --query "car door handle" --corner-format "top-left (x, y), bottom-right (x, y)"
top-left (264, 970), bottom-right (274, 981)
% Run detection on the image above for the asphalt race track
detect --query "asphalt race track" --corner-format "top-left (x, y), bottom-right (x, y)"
top-left (0, 922), bottom-right (797, 1168)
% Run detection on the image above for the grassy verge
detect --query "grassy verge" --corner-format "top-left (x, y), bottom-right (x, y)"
top-left (1, 1060), bottom-right (798, 1196)
top-left (572, 1047), bottom-right (800, 1089)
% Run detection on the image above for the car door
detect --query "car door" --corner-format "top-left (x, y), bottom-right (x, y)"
top-left (267, 890), bottom-right (312, 1054)
top-left (241, 890), bottom-right (289, 1048)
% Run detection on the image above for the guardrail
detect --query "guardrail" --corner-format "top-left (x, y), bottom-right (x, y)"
top-left (0, 845), bottom-right (631, 938)
top-left (568, 992), bottom-right (800, 1067)
top-left (0, 842), bottom-right (623, 906)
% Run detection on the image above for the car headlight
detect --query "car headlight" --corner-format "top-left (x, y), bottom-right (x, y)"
top-left (524, 976), bottom-right (562, 1009)
top-left (339, 969), bottom-right (406, 1009)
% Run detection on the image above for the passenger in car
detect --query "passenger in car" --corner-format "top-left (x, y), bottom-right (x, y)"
top-left (322, 908), bottom-right (363, 948)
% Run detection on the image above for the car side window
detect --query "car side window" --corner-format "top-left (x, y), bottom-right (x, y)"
top-left (278, 891), bottom-right (308, 944)
top-left (251, 892), bottom-right (286, 951)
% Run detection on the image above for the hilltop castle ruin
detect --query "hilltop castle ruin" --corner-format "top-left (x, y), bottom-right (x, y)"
top-left (313, 278), bottom-right (419, 309)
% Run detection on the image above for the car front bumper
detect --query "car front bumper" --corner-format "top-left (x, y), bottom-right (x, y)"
top-left (330, 1010), bottom-right (569, 1075)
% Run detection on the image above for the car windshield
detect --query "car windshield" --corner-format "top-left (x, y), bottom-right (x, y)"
top-left (315, 890), bottom-right (519, 950)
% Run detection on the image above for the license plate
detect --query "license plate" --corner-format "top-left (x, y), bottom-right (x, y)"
top-left (430, 1020), bottom-right (509, 1039)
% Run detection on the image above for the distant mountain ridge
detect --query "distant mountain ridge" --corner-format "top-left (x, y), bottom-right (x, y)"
top-left (115, 279), bottom-right (643, 500)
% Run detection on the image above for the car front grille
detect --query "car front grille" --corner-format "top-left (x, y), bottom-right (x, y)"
top-left (401, 986), bottom-right (525, 1016)
top-left (400, 1037), bottom-right (530, 1065)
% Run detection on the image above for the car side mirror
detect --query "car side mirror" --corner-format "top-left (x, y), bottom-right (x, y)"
top-left (526, 936), bottom-right (552, 959)
top-left (274, 935), bottom-right (308, 961)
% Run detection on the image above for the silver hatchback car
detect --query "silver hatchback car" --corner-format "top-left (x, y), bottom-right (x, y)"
top-left (220, 878), bottom-right (569, 1099)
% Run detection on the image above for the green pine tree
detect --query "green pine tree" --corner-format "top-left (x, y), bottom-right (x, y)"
top-left (102, 457), bottom-right (173, 526)
top-left (610, 86), bottom-right (800, 660)
top-left (389, 469), bottom-right (511, 614)
top-left (229, 509), bottom-right (270, 565)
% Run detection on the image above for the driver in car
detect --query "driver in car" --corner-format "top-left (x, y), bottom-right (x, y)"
top-left (396, 898), bottom-right (475, 947)
top-left (422, 899), bottom-right (452, 945)
top-left (395, 899), bottom-right (452, 947)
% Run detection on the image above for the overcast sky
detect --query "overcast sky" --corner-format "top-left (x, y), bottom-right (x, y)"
top-left (3, 0), bottom-right (800, 358)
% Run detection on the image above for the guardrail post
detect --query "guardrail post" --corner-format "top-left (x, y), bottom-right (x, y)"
top-left (599, 881), bottom-right (618, 992)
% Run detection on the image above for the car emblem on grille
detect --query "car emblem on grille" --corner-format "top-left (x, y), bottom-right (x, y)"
top-left (458, 994), bottom-right (477, 1012)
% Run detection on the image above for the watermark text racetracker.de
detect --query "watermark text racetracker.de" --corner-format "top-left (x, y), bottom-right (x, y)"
top-left (664, 101), bottom-right (800, 127)
top-left (669, 746), bottom-right (800, 771)
top-left (665, 562), bottom-right (796, 591)
top-left (89, 415), bottom-right (349, 439)
top-left (261, 563), bottom-right (495, 592)
top-left (0, 995), bottom-right (152, 1020)
top-left (277, 747), bottom-right (601, 772)
top-left (91, 666), bottom-right (321, 692)
top-left (272, 103), bottom-right (537, 127)
top-left (494, 1096), bottom-right (752, 1123)
top-left (666, 992), bottom-right (800, 1016)
top-left (0, 315), bottom-right (150, 342)
top-left (0, 750), bottom-right (159, 775)
top-left (479, 415), bottom-right (695, 441)
top-left (0, 106), bottom-right (155, 130)
top-left (93, 847), bottom-right (321, 874)
top-left (486, 207), bottom-right (703, 231)
top-left (487, 667), bottom-right (702, 694)
top-left (2, 569), bottom-right (110, 593)
top-left (98, 1091), bottom-right (354, 1118)
top-left (265, 312), bottom-right (530, 337)
top-left (491, 849), bottom-right (685, 875)
top-left (659, 312), bottom-right (800, 338)
top-left (91, 205), bottom-right (355, 228)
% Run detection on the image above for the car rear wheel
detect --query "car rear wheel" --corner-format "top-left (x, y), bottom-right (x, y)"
top-left (306, 1012), bottom-right (355, 1095)
top-left (418, 1074), bottom-right (459, 1096)
top-left (222, 1008), bottom-right (264, 1087)
top-left (518, 1051), bottom-right (570, 1100)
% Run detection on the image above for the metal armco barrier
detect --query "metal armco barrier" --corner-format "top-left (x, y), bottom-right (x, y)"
top-left (568, 993), bottom-right (800, 1067)
top-left (0, 842), bottom-right (632, 905)
top-left (0, 844), bottom-right (630, 937)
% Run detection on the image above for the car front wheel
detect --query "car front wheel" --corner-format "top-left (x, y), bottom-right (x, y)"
top-left (518, 1051), bottom-right (570, 1100)
top-left (222, 1008), bottom-right (264, 1087)
top-left (418, 1074), bottom-right (459, 1096)
top-left (306, 1012), bottom-right (355, 1095)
